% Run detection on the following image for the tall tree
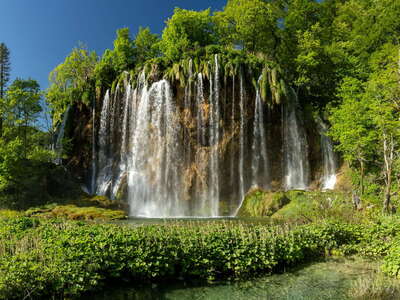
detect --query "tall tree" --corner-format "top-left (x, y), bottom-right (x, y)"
top-left (0, 43), bottom-right (11, 137)
top-left (5, 79), bottom-right (42, 158)
top-left (134, 27), bottom-right (160, 64)
top-left (161, 8), bottom-right (216, 61)
top-left (47, 45), bottom-right (97, 124)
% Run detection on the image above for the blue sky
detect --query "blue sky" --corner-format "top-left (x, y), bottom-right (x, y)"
top-left (0, 0), bottom-right (226, 91)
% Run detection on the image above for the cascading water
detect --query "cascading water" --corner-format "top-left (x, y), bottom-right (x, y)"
top-left (229, 75), bottom-right (236, 191)
top-left (111, 81), bottom-right (133, 198)
top-left (90, 63), bottom-right (318, 217)
top-left (127, 80), bottom-right (185, 217)
top-left (238, 71), bottom-right (246, 200)
top-left (318, 119), bottom-right (338, 190)
top-left (91, 100), bottom-right (96, 194)
top-left (96, 89), bottom-right (113, 195)
top-left (283, 88), bottom-right (310, 190)
top-left (251, 77), bottom-right (269, 189)
top-left (208, 55), bottom-right (220, 216)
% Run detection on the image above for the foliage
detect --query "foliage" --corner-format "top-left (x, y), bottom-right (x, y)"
top-left (47, 45), bottom-right (97, 125)
top-left (0, 43), bottom-right (11, 137)
top-left (329, 43), bottom-right (400, 207)
top-left (1, 215), bottom-right (400, 299)
top-left (215, 0), bottom-right (280, 55)
top-left (0, 78), bottom-right (59, 208)
top-left (382, 239), bottom-right (400, 278)
top-left (0, 218), bottom-right (356, 299)
top-left (112, 28), bottom-right (136, 73)
top-left (160, 8), bottom-right (216, 61)
top-left (134, 27), bottom-right (160, 65)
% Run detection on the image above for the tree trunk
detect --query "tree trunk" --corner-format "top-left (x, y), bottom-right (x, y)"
top-left (360, 159), bottom-right (365, 196)
top-left (382, 132), bottom-right (394, 213)
top-left (384, 180), bottom-right (391, 213)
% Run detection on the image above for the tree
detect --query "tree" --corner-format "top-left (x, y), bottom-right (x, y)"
top-left (5, 79), bottom-right (42, 158)
top-left (112, 28), bottom-right (135, 73)
top-left (215, 0), bottom-right (281, 55)
top-left (94, 28), bottom-right (135, 88)
top-left (161, 8), bottom-right (216, 61)
top-left (0, 78), bottom-right (54, 207)
top-left (329, 77), bottom-right (378, 196)
top-left (134, 27), bottom-right (160, 64)
top-left (365, 43), bottom-right (400, 212)
top-left (47, 45), bottom-right (97, 124)
top-left (330, 42), bottom-right (400, 211)
top-left (0, 43), bottom-right (11, 137)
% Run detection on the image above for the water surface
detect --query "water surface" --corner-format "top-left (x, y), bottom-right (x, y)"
top-left (87, 258), bottom-right (375, 300)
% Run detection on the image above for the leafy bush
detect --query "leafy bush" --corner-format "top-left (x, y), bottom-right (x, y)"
top-left (0, 219), bottom-right (353, 299)
top-left (382, 239), bottom-right (400, 278)
top-left (1, 216), bottom-right (400, 299)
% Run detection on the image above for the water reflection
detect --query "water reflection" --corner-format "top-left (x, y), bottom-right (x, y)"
top-left (86, 258), bottom-right (370, 300)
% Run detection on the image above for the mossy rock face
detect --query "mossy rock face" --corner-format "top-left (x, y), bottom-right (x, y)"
top-left (237, 189), bottom-right (351, 220)
top-left (78, 195), bottom-right (128, 211)
top-left (25, 204), bottom-right (127, 221)
top-left (237, 189), bottom-right (290, 217)
top-left (272, 190), bottom-right (351, 222)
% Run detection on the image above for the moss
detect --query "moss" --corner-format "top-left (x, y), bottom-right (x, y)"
top-left (25, 204), bottom-right (127, 221)
top-left (272, 190), bottom-right (353, 222)
top-left (73, 194), bottom-right (128, 211)
top-left (0, 210), bottom-right (22, 220)
top-left (237, 189), bottom-right (290, 217)
top-left (237, 189), bottom-right (356, 222)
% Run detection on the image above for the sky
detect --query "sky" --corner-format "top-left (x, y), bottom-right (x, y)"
top-left (0, 0), bottom-right (227, 91)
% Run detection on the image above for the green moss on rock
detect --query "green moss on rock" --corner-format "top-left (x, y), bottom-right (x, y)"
top-left (273, 190), bottom-right (352, 222)
top-left (237, 189), bottom-right (353, 221)
top-left (237, 189), bottom-right (290, 217)
top-left (25, 204), bottom-right (127, 221)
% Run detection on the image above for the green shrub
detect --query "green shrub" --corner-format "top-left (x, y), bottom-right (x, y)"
top-left (1, 217), bottom-right (400, 299)
top-left (382, 239), bottom-right (400, 278)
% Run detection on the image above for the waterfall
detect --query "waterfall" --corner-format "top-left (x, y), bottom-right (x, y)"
top-left (127, 80), bottom-right (186, 217)
top-left (283, 88), bottom-right (310, 190)
top-left (196, 73), bottom-right (206, 146)
top-left (194, 73), bottom-right (210, 214)
top-left (111, 82), bottom-right (133, 198)
top-left (96, 90), bottom-right (113, 195)
top-left (89, 63), bottom-right (331, 217)
top-left (238, 72), bottom-right (246, 200)
top-left (184, 59), bottom-right (193, 166)
top-left (251, 78), bottom-right (270, 189)
top-left (230, 75), bottom-right (236, 192)
top-left (91, 101), bottom-right (96, 194)
top-left (54, 106), bottom-right (70, 165)
top-left (318, 119), bottom-right (337, 190)
top-left (208, 54), bottom-right (220, 216)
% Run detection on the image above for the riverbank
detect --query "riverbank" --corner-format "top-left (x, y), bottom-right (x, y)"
top-left (1, 213), bottom-right (400, 299)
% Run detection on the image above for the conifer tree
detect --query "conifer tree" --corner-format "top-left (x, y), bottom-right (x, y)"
top-left (0, 43), bottom-right (11, 137)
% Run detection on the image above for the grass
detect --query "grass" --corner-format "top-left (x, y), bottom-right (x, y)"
top-left (348, 272), bottom-right (400, 300)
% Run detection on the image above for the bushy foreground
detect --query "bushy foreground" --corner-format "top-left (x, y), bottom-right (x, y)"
top-left (1, 217), bottom-right (400, 299)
